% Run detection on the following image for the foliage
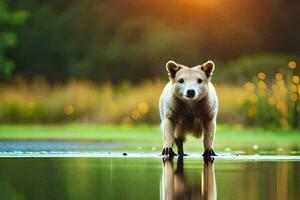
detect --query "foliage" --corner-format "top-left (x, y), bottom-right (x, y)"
top-left (0, 0), bottom-right (28, 78)
top-left (1, 0), bottom-right (300, 128)
top-left (243, 61), bottom-right (300, 129)
top-left (0, 78), bottom-right (244, 124)
top-left (6, 0), bottom-right (300, 82)
top-left (214, 53), bottom-right (300, 84)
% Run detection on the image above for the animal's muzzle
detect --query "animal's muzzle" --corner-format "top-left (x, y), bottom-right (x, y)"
top-left (186, 89), bottom-right (195, 98)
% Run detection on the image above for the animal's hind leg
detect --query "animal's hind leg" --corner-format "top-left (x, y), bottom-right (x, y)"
top-left (175, 138), bottom-right (184, 156)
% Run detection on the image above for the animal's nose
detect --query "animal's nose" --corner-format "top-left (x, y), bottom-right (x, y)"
top-left (186, 89), bottom-right (195, 98)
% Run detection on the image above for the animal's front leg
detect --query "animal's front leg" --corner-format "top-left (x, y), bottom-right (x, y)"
top-left (203, 118), bottom-right (217, 161)
top-left (161, 119), bottom-right (176, 160)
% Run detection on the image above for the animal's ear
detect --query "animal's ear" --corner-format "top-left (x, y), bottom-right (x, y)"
top-left (201, 60), bottom-right (215, 78)
top-left (166, 60), bottom-right (182, 78)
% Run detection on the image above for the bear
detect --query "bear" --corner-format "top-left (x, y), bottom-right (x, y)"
top-left (159, 60), bottom-right (218, 161)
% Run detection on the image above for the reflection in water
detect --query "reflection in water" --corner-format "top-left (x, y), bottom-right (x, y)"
top-left (161, 158), bottom-right (216, 200)
top-left (0, 158), bottom-right (299, 199)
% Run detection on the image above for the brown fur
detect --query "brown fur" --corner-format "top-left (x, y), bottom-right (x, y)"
top-left (166, 95), bottom-right (216, 138)
top-left (160, 60), bottom-right (218, 157)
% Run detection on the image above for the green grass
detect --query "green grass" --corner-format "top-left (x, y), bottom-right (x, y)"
top-left (0, 124), bottom-right (299, 152)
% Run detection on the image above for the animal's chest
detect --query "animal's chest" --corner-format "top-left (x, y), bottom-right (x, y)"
top-left (177, 111), bottom-right (203, 131)
top-left (169, 98), bottom-right (209, 134)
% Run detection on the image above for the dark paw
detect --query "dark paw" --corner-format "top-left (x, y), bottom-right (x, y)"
top-left (178, 153), bottom-right (189, 158)
top-left (202, 149), bottom-right (217, 162)
top-left (162, 147), bottom-right (177, 161)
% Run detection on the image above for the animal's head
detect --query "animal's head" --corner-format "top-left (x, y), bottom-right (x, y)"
top-left (166, 60), bottom-right (215, 102)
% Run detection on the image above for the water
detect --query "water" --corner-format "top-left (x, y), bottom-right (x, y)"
top-left (0, 141), bottom-right (299, 200)
top-left (0, 157), bottom-right (299, 200)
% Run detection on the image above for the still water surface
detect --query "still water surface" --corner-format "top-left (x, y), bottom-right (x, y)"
top-left (0, 157), bottom-right (299, 200)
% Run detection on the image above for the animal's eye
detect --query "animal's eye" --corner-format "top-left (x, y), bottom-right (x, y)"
top-left (178, 78), bottom-right (184, 84)
top-left (197, 78), bottom-right (203, 84)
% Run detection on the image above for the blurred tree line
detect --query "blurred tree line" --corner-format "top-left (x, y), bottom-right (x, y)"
top-left (2, 0), bottom-right (300, 83)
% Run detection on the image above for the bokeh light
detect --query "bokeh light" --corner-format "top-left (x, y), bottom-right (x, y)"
top-left (288, 61), bottom-right (297, 69)
top-left (291, 75), bottom-right (299, 84)
top-left (137, 102), bottom-right (149, 114)
top-left (275, 73), bottom-right (283, 80)
top-left (257, 72), bottom-right (266, 80)
top-left (290, 94), bottom-right (298, 102)
top-left (64, 104), bottom-right (74, 115)
top-left (244, 82), bottom-right (255, 91)
top-left (257, 80), bottom-right (267, 90)
top-left (131, 110), bottom-right (140, 120)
